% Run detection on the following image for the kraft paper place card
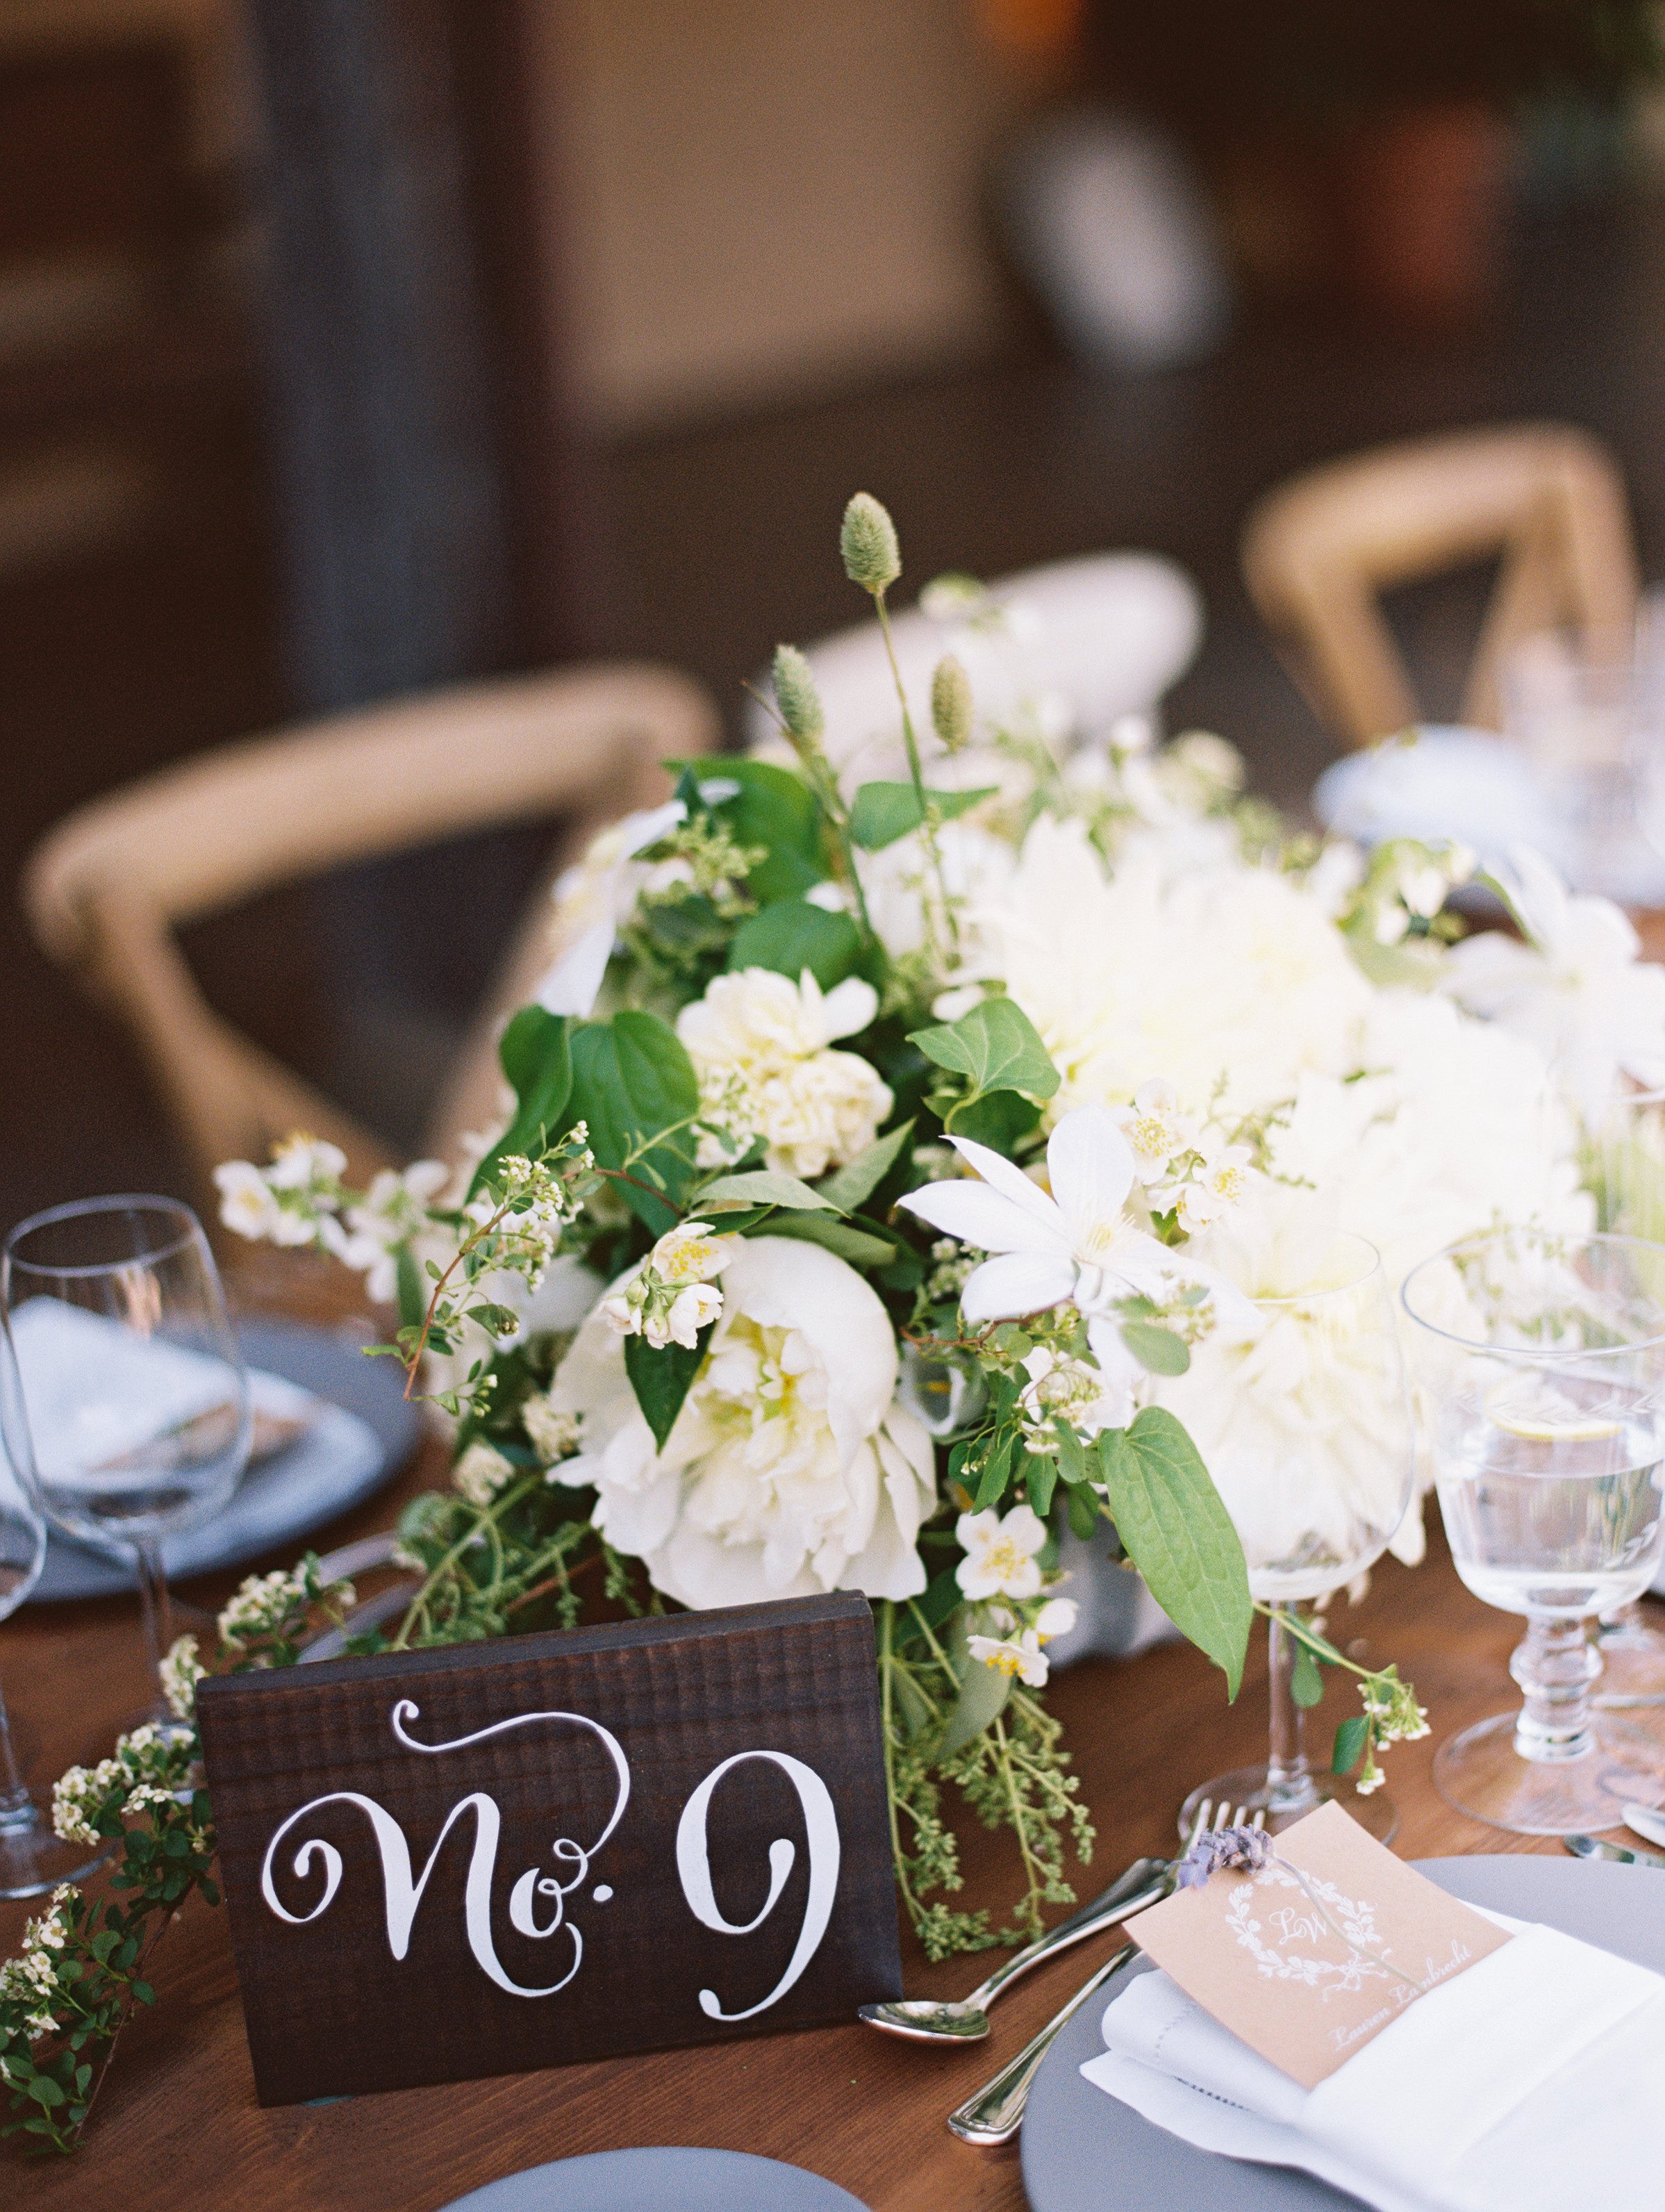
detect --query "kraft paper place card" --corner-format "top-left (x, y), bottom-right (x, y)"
top-left (1125, 1802), bottom-right (1512, 2088)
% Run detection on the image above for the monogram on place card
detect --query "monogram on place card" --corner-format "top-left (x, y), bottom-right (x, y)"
top-left (1125, 1802), bottom-right (1511, 2088)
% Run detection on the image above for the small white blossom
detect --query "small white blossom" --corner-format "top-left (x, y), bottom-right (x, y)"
top-left (967, 1629), bottom-right (1050, 1686)
top-left (160, 1634), bottom-right (206, 1722)
top-left (601, 1222), bottom-right (738, 1349)
top-left (1016, 1344), bottom-right (1131, 1446)
top-left (955, 1505), bottom-right (1047, 1601)
top-left (338, 1159), bottom-right (449, 1301)
top-left (1112, 1080), bottom-right (1196, 1185)
top-left (453, 1441), bottom-right (517, 1509)
top-left (1033, 1596), bottom-right (1079, 1640)
top-left (521, 1394), bottom-right (583, 1466)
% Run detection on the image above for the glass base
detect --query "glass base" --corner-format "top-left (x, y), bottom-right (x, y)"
top-left (1433, 1709), bottom-right (1665, 1835)
top-left (1593, 1613), bottom-right (1665, 1708)
top-left (0, 1803), bottom-right (112, 1900)
top-left (1179, 1763), bottom-right (1398, 1847)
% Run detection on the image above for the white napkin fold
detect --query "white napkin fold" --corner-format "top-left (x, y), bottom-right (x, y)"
top-left (1082, 1912), bottom-right (1665, 2212)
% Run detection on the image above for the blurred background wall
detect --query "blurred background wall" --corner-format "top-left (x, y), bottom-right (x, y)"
top-left (6, 0), bottom-right (1665, 1220)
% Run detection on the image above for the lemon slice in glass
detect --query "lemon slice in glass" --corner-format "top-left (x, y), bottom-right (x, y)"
top-left (1484, 1376), bottom-right (1623, 1444)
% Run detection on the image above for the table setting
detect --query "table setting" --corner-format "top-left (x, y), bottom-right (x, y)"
top-left (10, 491), bottom-right (1665, 2211)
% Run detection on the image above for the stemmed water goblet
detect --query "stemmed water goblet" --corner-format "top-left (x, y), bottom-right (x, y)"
top-left (1177, 1230), bottom-right (1415, 1843)
top-left (1580, 1077), bottom-right (1665, 1706)
top-left (1, 1196), bottom-right (251, 1732)
top-left (1402, 1226), bottom-right (1665, 1835)
top-left (0, 1414), bottom-right (111, 1897)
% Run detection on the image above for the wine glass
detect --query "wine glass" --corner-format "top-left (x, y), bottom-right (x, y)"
top-left (1, 1197), bottom-right (251, 1731)
top-left (1402, 1227), bottom-right (1665, 1835)
top-left (0, 1407), bottom-right (111, 1896)
top-left (1580, 1079), bottom-right (1665, 1706)
top-left (1176, 1231), bottom-right (1415, 1842)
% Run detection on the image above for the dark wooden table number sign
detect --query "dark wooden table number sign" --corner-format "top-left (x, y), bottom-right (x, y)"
top-left (197, 1591), bottom-right (902, 2104)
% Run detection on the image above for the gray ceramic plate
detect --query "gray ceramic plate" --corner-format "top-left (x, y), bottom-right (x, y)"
top-left (30, 1317), bottom-right (421, 1601)
top-left (436, 2147), bottom-right (868, 2211)
top-left (1022, 1854), bottom-right (1665, 2212)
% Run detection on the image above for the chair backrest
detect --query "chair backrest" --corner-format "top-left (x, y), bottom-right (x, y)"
top-left (1241, 424), bottom-right (1639, 748)
top-left (23, 663), bottom-right (719, 1210)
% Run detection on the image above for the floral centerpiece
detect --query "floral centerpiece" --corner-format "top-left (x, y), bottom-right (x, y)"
top-left (10, 494), bottom-right (1663, 2154)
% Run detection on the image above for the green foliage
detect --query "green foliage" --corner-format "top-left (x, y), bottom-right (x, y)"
top-left (815, 1119), bottom-right (915, 1213)
top-left (1291, 1643), bottom-right (1326, 1708)
top-left (670, 757), bottom-right (825, 905)
top-left (1119, 1320), bottom-right (1192, 1376)
top-left (624, 1325), bottom-right (713, 1453)
top-left (878, 1602), bottom-right (1094, 1958)
top-left (847, 780), bottom-right (998, 852)
top-left (1096, 1410), bottom-right (1252, 1699)
top-left (762, 1213), bottom-right (897, 1269)
top-left (570, 1012), bottom-right (700, 1235)
top-left (698, 1170), bottom-right (841, 1213)
top-left (909, 998), bottom-right (1059, 1123)
top-left (1332, 1714), bottom-right (1370, 1774)
top-left (725, 898), bottom-right (864, 990)
top-left (470, 1008), bottom-right (572, 1196)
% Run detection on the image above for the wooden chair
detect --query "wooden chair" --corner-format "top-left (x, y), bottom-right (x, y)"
top-left (1241, 424), bottom-right (1640, 747)
top-left (22, 665), bottom-right (719, 1210)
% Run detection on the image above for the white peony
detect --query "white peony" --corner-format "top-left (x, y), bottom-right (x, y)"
top-left (547, 1236), bottom-right (936, 1606)
top-left (676, 966), bottom-right (893, 1177)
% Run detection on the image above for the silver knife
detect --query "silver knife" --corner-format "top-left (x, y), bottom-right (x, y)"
top-left (1621, 1802), bottom-right (1665, 1853)
top-left (1564, 1831), bottom-right (1665, 1870)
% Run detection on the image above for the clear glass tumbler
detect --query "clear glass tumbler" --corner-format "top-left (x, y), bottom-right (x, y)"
top-left (1, 1197), bottom-right (250, 1731)
top-left (1176, 1232), bottom-right (1414, 1842)
top-left (1402, 1226), bottom-right (1665, 1834)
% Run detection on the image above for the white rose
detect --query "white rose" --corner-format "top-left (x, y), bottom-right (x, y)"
top-left (547, 1236), bottom-right (937, 1606)
top-left (676, 967), bottom-right (893, 1178)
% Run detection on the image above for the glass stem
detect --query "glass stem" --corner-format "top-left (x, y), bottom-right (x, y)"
top-left (0, 1676), bottom-right (33, 1831)
top-left (1266, 1604), bottom-right (1322, 1819)
top-left (1511, 1615), bottom-right (1599, 1763)
top-left (132, 1535), bottom-right (172, 1694)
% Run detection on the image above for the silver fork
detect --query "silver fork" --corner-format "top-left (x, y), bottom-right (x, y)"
top-left (945, 1801), bottom-right (1263, 2147)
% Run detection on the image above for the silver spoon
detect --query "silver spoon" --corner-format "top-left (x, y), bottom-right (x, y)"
top-left (947, 1803), bottom-right (1259, 2145)
top-left (859, 1801), bottom-right (1213, 2045)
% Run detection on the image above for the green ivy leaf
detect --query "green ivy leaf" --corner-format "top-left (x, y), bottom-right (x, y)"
top-left (1096, 1408), bottom-right (1252, 1699)
top-left (943, 1087), bottom-right (1042, 1147)
top-left (727, 899), bottom-right (864, 990)
top-left (847, 780), bottom-right (999, 852)
top-left (761, 1214), bottom-right (897, 1268)
top-left (570, 1011), bottom-right (700, 1235)
top-left (1332, 1714), bottom-right (1370, 1775)
top-left (469, 1007), bottom-right (574, 1196)
top-left (1291, 1644), bottom-right (1325, 1708)
top-left (909, 997), bottom-right (1059, 1102)
top-left (815, 1119), bottom-right (916, 1213)
top-left (670, 756), bottom-right (826, 903)
top-left (1025, 1451), bottom-right (1059, 1517)
top-left (697, 1170), bottom-right (842, 1212)
top-left (624, 1324), bottom-right (713, 1453)
top-left (1120, 1321), bottom-right (1192, 1377)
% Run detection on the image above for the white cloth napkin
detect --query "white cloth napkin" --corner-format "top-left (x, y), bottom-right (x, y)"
top-left (1082, 1913), bottom-right (1665, 2212)
top-left (6, 1298), bottom-right (301, 1492)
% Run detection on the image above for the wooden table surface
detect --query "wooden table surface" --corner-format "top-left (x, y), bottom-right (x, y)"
top-left (1, 1385), bottom-right (1642, 2210)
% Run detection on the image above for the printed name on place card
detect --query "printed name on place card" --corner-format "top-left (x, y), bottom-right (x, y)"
top-left (1123, 1802), bottom-right (1511, 2088)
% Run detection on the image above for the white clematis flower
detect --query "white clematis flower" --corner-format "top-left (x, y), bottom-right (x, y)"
top-left (534, 798), bottom-right (687, 1017)
top-left (547, 1236), bottom-right (936, 1606)
top-left (898, 1105), bottom-right (1188, 1398)
top-left (1444, 844), bottom-right (1665, 1121)
top-left (955, 1505), bottom-right (1047, 1599)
